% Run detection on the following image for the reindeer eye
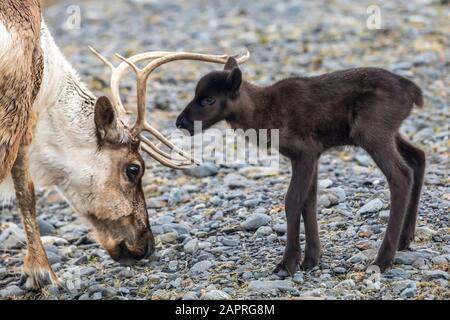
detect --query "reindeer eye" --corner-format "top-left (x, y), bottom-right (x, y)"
top-left (125, 164), bottom-right (141, 181)
top-left (201, 97), bottom-right (216, 106)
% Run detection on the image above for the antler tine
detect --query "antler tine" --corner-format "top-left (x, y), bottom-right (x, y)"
top-left (92, 48), bottom-right (250, 169)
top-left (88, 46), bottom-right (114, 70)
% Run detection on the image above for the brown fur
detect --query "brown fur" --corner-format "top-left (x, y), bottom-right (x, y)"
top-left (177, 58), bottom-right (426, 275)
top-left (0, 0), bottom-right (56, 288)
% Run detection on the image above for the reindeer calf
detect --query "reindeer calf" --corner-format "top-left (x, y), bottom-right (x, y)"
top-left (176, 58), bottom-right (426, 275)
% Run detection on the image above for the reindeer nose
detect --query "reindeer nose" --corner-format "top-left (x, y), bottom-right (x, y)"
top-left (176, 116), bottom-right (188, 129)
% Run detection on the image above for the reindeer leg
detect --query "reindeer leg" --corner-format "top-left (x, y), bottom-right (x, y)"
top-left (11, 144), bottom-right (58, 290)
top-left (274, 155), bottom-right (317, 276)
top-left (395, 134), bottom-right (426, 250)
top-left (300, 161), bottom-right (321, 270)
top-left (362, 139), bottom-right (413, 272)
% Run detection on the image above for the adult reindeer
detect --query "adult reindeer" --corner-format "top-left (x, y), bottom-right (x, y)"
top-left (0, 0), bottom-right (249, 289)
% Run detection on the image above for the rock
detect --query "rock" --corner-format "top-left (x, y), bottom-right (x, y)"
top-left (0, 285), bottom-right (25, 298)
top-left (223, 238), bottom-right (240, 247)
top-left (41, 236), bottom-right (68, 246)
top-left (415, 226), bottom-right (436, 241)
top-left (183, 239), bottom-right (199, 254)
top-left (168, 188), bottom-right (189, 206)
top-left (243, 198), bottom-right (261, 208)
top-left (37, 218), bottom-right (55, 236)
top-left (224, 173), bottom-right (250, 189)
top-left (333, 267), bottom-right (347, 274)
top-left (318, 179), bottom-right (333, 189)
top-left (242, 213), bottom-right (271, 230)
top-left (182, 292), bottom-right (199, 300)
top-left (392, 280), bottom-right (416, 294)
top-left (202, 290), bottom-right (231, 300)
top-left (248, 280), bottom-right (295, 293)
top-left (355, 154), bottom-right (373, 167)
top-left (238, 166), bottom-right (278, 179)
top-left (379, 210), bottom-right (390, 222)
top-left (334, 279), bottom-right (355, 290)
top-left (273, 223), bottom-right (287, 234)
top-left (0, 223), bottom-right (26, 249)
top-left (160, 231), bottom-right (178, 243)
top-left (0, 267), bottom-right (7, 280)
top-left (413, 127), bottom-right (434, 142)
top-left (46, 251), bottom-right (62, 265)
top-left (394, 251), bottom-right (420, 265)
top-left (357, 198), bottom-right (384, 215)
top-left (184, 163), bottom-right (219, 178)
top-left (401, 287), bottom-right (417, 299)
top-left (255, 226), bottom-right (272, 236)
top-left (432, 254), bottom-right (450, 265)
top-left (423, 270), bottom-right (449, 280)
top-left (191, 260), bottom-right (212, 274)
top-left (355, 240), bottom-right (374, 250)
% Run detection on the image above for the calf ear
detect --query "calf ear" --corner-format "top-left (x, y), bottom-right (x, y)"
top-left (226, 67), bottom-right (242, 95)
top-left (224, 57), bottom-right (238, 71)
top-left (94, 96), bottom-right (123, 145)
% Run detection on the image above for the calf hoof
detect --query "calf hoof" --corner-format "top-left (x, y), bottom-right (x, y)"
top-left (273, 256), bottom-right (300, 277)
top-left (19, 267), bottom-right (59, 290)
top-left (301, 257), bottom-right (319, 271)
top-left (373, 257), bottom-right (394, 273)
top-left (398, 235), bottom-right (414, 251)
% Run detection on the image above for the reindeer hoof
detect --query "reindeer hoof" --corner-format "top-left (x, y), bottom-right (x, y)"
top-left (273, 258), bottom-right (299, 277)
top-left (398, 236), bottom-right (414, 251)
top-left (19, 268), bottom-right (59, 290)
top-left (372, 257), bottom-right (393, 273)
top-left (300, 257), bottom-right (319, 271)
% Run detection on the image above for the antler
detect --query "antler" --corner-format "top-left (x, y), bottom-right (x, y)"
top-left (89, 47), bottom-right (250, 169)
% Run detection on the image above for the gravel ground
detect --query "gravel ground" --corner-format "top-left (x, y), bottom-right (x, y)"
top-left (0, 0), bottom-right (449, 300)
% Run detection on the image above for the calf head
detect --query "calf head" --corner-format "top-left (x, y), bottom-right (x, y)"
top-left (177, 57), bottom-right (243, 135)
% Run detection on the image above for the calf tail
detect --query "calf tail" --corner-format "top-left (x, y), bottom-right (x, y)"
top-left (403, 78), bottom-right (424, 108)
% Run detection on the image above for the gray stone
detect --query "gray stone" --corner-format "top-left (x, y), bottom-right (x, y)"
top-left (395, 251), bottom-right (420, 265)
top-left (0, 223), bottom-right (26, 249)
top-left (355, 154), bottom-right (373, 166)
top-left (184, 163), bottom-right (219, 178)
top-left (202, 290), bottom-right (231, 300)
top-left (184, 239), bottom-right (199, 254)
top-left (242, 213), bottom-right (271, 230)
top-left (168, 188), bottom-right (189, 206)
top-left (38, 218), bottom-right (55, 236)
top-left (357, 198), bottom-right (384, 215)
top-left (191, 260), bottom-right (212, 274)
top-left (0, 285), bottom-right (25, 298)
top-left (248, 279), bottom-right (295, 293)
top-left (256, 226), bottom-right (272, 236)
top-left (182, 292), bottom-right (199, 300)
top-left (334, 279), bottom-right (355, 290)
top-left (318, 179), bottom-right (333, 189)
top-left (423, 270), bottom-right (449, 280)
top-left (273, 223), bottom-right (287, 234)
top-left (224, 173), bottom-right (250, 189)
top-left (223, 238), bottom-right (240, 247)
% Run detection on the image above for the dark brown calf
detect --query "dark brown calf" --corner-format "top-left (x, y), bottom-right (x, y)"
top-left (176, 58), bottom-right (426, 275)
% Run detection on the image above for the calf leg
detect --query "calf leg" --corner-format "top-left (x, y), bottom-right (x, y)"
top-left (274, 155), bottom-right (317, 276)
top-left (301, 162), bottom-right (321, 270)
top-left (362, 139), bottom-right (413, 272)
top-left (11, 145), bottom-right (58, 289)
top-left (396, 134), bottom-right (426, 250)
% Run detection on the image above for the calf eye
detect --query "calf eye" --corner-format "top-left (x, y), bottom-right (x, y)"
top-left (125, 164), bottom-right (141, 181)
top-left (201, 97), bottom-right (216, 106)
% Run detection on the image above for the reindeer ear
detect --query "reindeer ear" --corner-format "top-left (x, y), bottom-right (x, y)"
top-left (226, 67), bottom-right (242, 95)
top-left (94, 96), bottom-right (122, 145)
top-left (224, 57), bottom-right (238, 71)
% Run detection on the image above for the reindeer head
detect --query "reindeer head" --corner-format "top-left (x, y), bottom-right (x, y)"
top-left (78, 48), bottom-right (249, 263)
top-left (176, 57), bottom-right (247, 135)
